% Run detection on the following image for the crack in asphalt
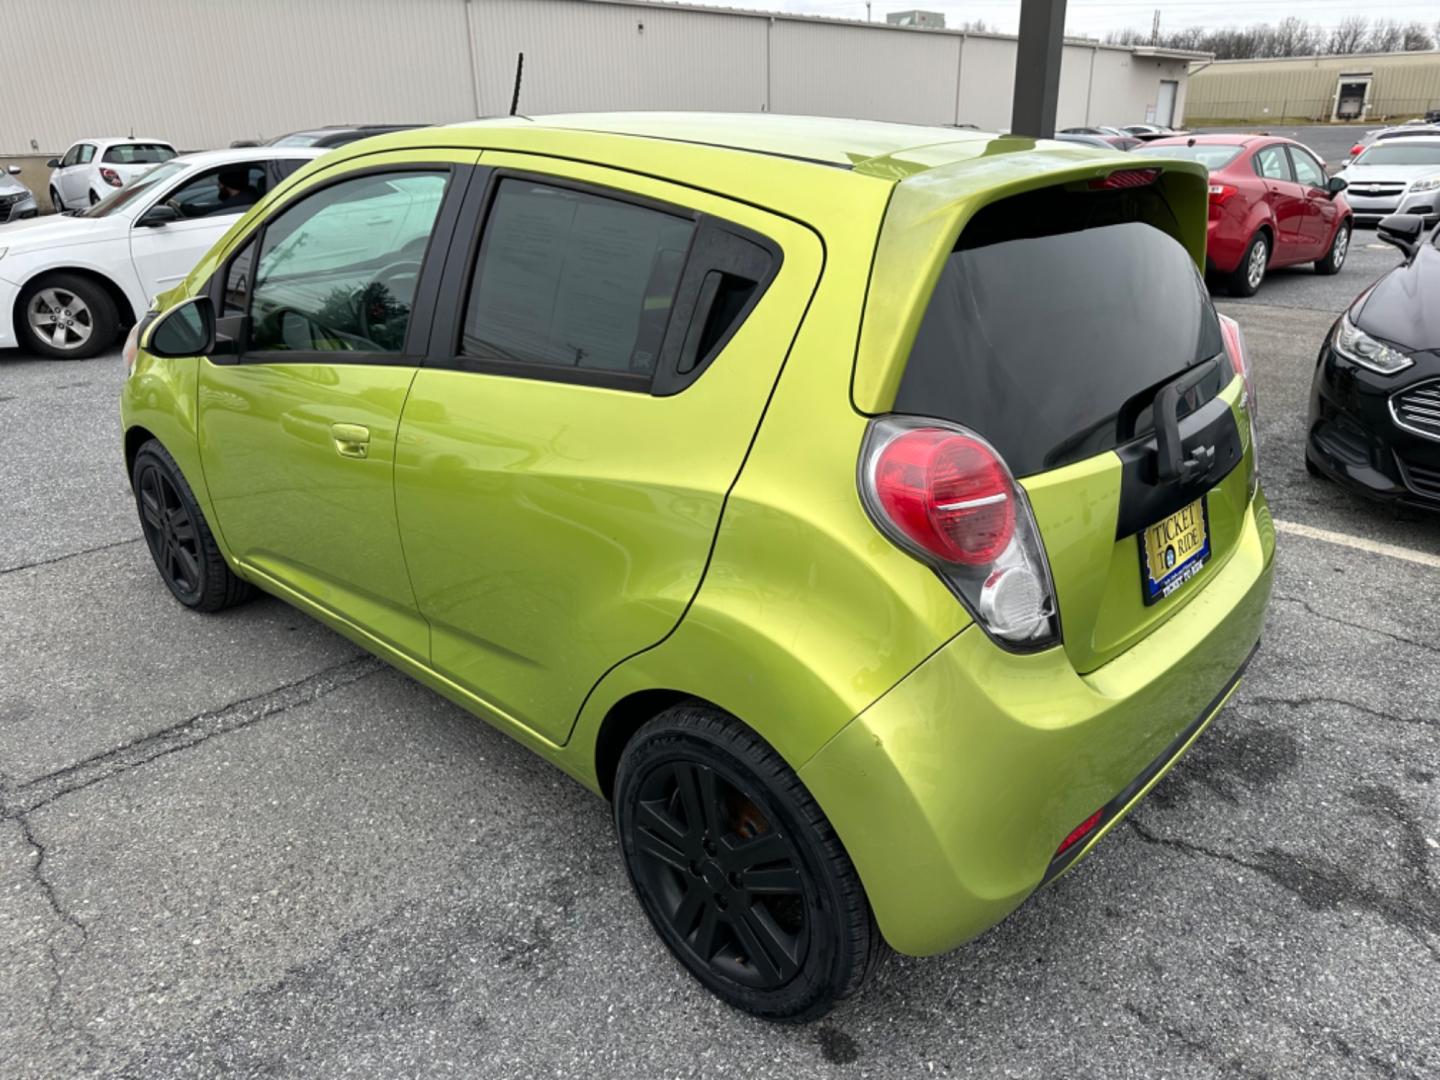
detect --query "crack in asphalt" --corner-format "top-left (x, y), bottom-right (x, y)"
top-left (1239, 694), bottom-right (1438, 730)
top-left (1122, 1003), bottom-right (1268, 1079)
top-left (1271, 592), bottom-right (1440, 658)
top-left (0, 655), bottom-right (384, 820)
top-left (0, 536), bottom-right (144, 576)
top-left (1127, 818), bottom-right (1440, 965)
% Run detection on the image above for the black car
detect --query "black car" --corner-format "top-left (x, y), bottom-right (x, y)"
top-left (264, 124), bottom-right (426, 149)
top-left (1307, 214), bottom-right (1440, 507)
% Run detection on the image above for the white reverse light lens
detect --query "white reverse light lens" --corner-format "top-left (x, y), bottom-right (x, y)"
top-left (1334, 314), bottom-right (1413, 375)
top-left (978, 564), bottom-right (1048, 642)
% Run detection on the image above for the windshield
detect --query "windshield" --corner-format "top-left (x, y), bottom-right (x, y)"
top-left (1355, 143), bottom-right (1440, 166)
top-left (1143, 144), bottom-right (1244, 169)
top-left (80, 161), bottom-right (186, 218)
top-left (103, 143), bottom-right (176, 165)
top-left (270, 133), bottom-right (323, 148)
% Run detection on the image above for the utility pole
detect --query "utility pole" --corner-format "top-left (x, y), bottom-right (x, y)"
top-left (865, 2), bottom-right (871, 21)
top-left (1150, 8), bottom-right (1160, 46)
top-left (1011, 0), bottom-right (1068, 138)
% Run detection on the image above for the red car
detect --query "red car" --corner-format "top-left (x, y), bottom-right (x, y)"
top-left (1143, 134), bottom-right (1353, 296)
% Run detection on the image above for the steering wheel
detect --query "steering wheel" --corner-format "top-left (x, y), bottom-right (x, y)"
top-left (356, 259), bottom-right (422, 345)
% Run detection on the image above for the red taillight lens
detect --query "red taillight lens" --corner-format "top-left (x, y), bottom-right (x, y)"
top-left (100, 167), bottom-right (123, 187)
top-left (1218, 312), bottom-right (1260, 496)
top-left (1089, 167), bottom-right (1160, 191)
top-left (1055, 809), bottom-right (1105, 856)
top-left (1207, 183), bottom-right (1238, 204)
top-left (871, 429), bottom-right (1015, 565)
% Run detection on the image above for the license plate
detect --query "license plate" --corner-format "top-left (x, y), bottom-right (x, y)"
top-left (1139, 497), bottom-right (1210, 605)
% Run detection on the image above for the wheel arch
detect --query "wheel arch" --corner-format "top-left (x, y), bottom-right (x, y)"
top-left (593, 689), bottom-right (712, 801)
top-left (13, 265), bottom-right (139, 339)
top-left (123, 423), bottom-right (159, 481)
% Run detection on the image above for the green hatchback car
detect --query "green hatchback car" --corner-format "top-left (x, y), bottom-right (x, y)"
top-left (121, 114), bottom-right (1274, 1021)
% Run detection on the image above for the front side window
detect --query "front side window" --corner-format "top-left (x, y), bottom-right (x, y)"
top-left (224, 240), bottom-right (255, 316)
top-left (248, 170), bottom-right (448, 355)
top-left (77, 144), bottom-right (96, 165)
top-left (104, 142), bottom-right (176, 165)
top-left (461, 180), bottom-right (694, 376)
top-left (60, 145), bottom-right (80, 168)
top-left (1253, 147), bottom-right (1292, 181)
top-left (160, 164), bottom-right (270, 220)
top-left (1289, 148), bottom-right (1325, 188)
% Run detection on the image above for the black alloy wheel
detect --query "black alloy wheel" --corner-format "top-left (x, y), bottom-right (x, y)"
top-left (615, 704), bottom-right (878, 1021)
top-left (131, 439), bottom-right (252, 612)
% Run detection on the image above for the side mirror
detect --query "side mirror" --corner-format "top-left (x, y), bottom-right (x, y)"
top-left (1377, 213), bottom-right (1424, 258)
top-left (6, 165), bottom-right (20, 176)
top-left (138, 204), bottom-right (181, 228)
top-left (146, 297), bottom-right (215, 358)
top-left (46, 158), bottom-right (60, 169)
top-left (1327, 176), bottom-right (1348, 198)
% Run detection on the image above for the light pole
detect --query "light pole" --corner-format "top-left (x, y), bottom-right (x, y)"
top-left (1011, 0), bottom-right (1068, 138)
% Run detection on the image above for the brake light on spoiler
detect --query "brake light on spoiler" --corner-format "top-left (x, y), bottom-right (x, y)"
top-left (1088, 168), bottom-right (1161, 191)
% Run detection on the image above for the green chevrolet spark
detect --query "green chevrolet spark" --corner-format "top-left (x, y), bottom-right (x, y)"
top-left (121, 114), bottom-right (1274, 1021)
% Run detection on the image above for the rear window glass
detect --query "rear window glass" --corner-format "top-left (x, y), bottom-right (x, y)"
top-left (1143, 144), bottom-right (1243, 170)
top-left (103, 143), bottom-right (175, 164)
top-left (895, 214), bottom-right (1224, 478)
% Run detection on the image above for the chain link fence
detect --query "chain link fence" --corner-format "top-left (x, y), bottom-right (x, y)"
top-left (1187, 97), bottom-right (1440, 127)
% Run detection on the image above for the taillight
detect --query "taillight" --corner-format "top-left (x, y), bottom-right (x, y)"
top-left (1208, 183), bottom-right (1238, 204)
top-left (100, 167), bottom-right (123, 188)
top-left (1218, 313), bottom-right (1260, 498)
top-left (860, 417), bottom-right (1059, 647)
top-left (1088, 167), bottom-right (1160, 191)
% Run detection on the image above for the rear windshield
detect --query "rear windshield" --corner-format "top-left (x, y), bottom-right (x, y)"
top-left (1143, 144), bottom-right (1244, 170)
top-left (1356, 143), bottom-right (1440, 166)
top-left (895, 202), bottom-right (1224, 477)
top-left (103, 143), bottom-right (175, 164)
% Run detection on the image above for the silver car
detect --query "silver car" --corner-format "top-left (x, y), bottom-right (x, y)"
top-left (1336, 137), bottom-right (1440, 225)
top-left (0, 165), bottom-right (38, 224)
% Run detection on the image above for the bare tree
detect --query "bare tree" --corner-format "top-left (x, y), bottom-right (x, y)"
top-left (1400, 22), bottom-right (1434, 51)
top-left (1366, 20), bottom-right (1403, 53)
top-left (1329, 16), bottom-right (1369, 55)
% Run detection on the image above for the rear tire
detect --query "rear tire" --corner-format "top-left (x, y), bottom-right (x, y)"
top-left (1228, 232), bottom-right (1270, 297)
top-left (1305, 453), bottom-right (1326, 480)
top-left (614, 703), bottom-right (880, 1022)
top-left (131, 439), bottom-right (253, 612)
top-left (1315, 221), bottom-right (1350, 275)
top-left (17, 273), bottom-right (118, 359)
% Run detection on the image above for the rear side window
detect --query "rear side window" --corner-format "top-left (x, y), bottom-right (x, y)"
top-left (1253, 147), bottom-right (1292, 181)
top-left (461, 180), bottom-right (695, 376)
top-left (104, 143), bottom-right (175, 164)
top-left (894, 203), bottom-right (1224, 477)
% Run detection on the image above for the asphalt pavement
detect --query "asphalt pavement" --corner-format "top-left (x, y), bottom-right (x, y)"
top-left (1, 234), bottom-right (1437, 1078)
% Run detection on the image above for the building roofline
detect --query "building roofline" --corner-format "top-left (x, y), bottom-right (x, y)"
top-left (567, 0), bottom-right (1211, 59)
top-left (1194, 48), bottom-right (1440, 67)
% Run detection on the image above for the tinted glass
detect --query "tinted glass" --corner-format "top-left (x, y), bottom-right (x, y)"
top-left (104, 143), bottom-right (176, 164)
top-left (1143, 144), bottom-right (1243, 170)
top-left (1253, 147), bottom-right (1292, 181)
top-left (1355, 143), bottom-right (1440, 166)
top-left (77, 145), bottom-right (96, 165)
top-left (1289, 148), bottom-right (1325, 188)
top-left (162, 164), bottom-right (269, 219)
top-left (60, 146), bottom-right (80, 167)
top-left (249, 171), bottom-right (447, 355)
top-left (270, 132), bottom-right (324, 148)
top-left (895, 221), bottom-right (1225, 477)
top-left (461, 180), bottom-right (694, 375)
top-left (80, 161), bottom-right (185, 218)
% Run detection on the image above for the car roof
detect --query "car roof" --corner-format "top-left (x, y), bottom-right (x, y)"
top-left (1361, 135), bottom-right (1440, 146)
top-left (1142, 133), bottom-right (1270, 148)
top-left (171, 146), bottom-right (330, 168)
top-left (69, 137), bottom-right (173, 146)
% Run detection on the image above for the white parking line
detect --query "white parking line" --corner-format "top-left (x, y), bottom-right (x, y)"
top-left (1273, 519), bottom-right (1440, 569)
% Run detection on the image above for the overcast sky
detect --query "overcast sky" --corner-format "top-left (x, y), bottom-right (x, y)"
top-left (702, 1), bottom-right (1440, 36)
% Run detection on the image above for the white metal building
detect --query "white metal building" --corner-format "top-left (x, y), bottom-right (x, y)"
top-left (0, 0), bottom-right (1202, 155)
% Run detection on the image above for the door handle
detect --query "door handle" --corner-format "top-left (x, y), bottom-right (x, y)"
top-left (330, 423), bottom-right (370, 459)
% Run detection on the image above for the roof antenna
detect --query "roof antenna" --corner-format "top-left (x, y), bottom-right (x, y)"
top-left (509, 52), bottom-right (524, 117)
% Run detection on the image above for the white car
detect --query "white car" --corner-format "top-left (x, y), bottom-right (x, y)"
top-left (1, 165), bottom-right (38, 223)
top-left (1335, 136), bottom-right (1440, 226)
top-left (46, 138), bottom-right (177, 212)
top-left (1, 147), bottom-right (323, 358)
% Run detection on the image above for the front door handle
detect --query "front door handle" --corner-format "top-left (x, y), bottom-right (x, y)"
top-left (331, 423), bottom-right (370, 459)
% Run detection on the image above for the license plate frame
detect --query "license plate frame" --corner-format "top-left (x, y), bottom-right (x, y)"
top-left (1138, 497), bottom-right (1211, 606)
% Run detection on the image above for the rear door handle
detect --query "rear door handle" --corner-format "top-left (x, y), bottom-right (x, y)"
top-left (331, 423), bottom-right (370, 459)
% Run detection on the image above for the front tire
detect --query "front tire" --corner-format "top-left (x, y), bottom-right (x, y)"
top-left (131, 439), bottom-right (253, 612)
top-left (614, 703), bottom-right (879, 1022)
top-left (1228, 232), bottom-right (1270, 297)
top-left (88, 189), bottom-right (100, 206)
top-left (1315, 221), bottom-right (1350, 275)
top-left (49, 186), bottom-right (64, 213)
top-left (17, 273), bottom-right (118, 359)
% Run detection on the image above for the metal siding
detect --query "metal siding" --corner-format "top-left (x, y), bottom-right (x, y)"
top-left (957, 37), bottom-right (1017, 130)
top-left (769, 20), bottom-right (959, 125)
top-left (0, 0), bottom-right (475, 152)
top-left (472, 0), bottom-right (768, 117)
top-left (1188, 53), bottom-right (1440, 123)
